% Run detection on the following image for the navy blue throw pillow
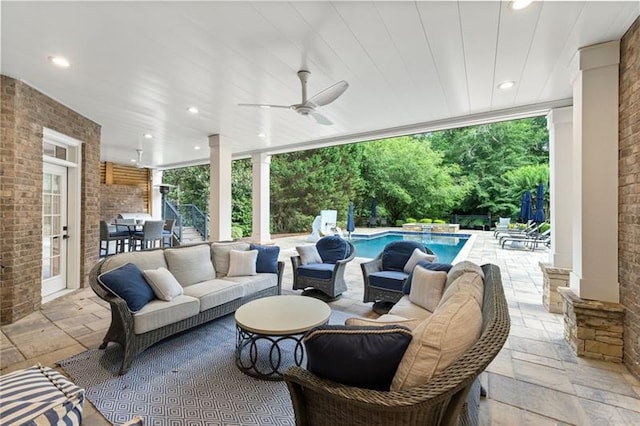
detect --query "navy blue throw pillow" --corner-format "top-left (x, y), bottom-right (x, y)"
top-left (249, 244), bottom-right (280, 274)
top-left (403, 261), bottom-right (453, 294)
top-left (304, 324), bottom-right (413, 391)
top-left (381, 241), bottom-right (426, 271)
top-left (316, 236), bottom-right (348, 264)
top-left (98, 263), bottom-right (155, 312)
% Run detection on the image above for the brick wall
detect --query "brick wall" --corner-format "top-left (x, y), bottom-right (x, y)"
top-left (0, 75), bottom-right (101, 325)
top-left (100, 184), bottom-right (148, 223)
top-left (618, 17), bottom-right (640, 379)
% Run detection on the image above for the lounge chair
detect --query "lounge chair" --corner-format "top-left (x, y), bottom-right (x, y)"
top-left (493, 217), bottom-right (511, 237)
top-left (496, 222), bottom-right (541, 244)
top-left (501, 229), bottom-right (550, 250)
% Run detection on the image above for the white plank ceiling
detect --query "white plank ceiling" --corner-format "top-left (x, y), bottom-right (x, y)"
top-left (2, 1), bottom-right (638, 168)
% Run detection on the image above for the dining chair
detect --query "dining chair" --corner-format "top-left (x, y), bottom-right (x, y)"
top-left (131, 220), bottom-right (164, 251)
top-left (163, 219), bottom-right (176, 247)
top-left (99, 220), bottom-right (129, 256)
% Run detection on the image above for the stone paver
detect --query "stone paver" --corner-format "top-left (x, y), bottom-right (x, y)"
top-left (1, 229), bottom-right (638, 425)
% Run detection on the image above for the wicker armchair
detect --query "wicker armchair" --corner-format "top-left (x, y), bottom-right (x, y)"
top-left (362, 240), bottom-right (436, 305)
top-left (284, 264), bottom-right (509, 426)
top-left (291, 236), bottom-right (356, 299)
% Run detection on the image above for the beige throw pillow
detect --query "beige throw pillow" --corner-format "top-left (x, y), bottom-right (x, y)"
top-left (409, 266), bottom-right (447, 312)
top-left (226, 249), bottom-right (258, 277)
top-left (391, 292), bottom-right (483, 391)
top-left (143, 267), bottom-right (184, 301)
top-left (403, 248), bottom-right (437, 274)
top-left (439, 272), bottom-right (484, 309)
top-left (296, 245), bottom-right (323, 265)
top-left (346, 315), bottom-right (422, 331)
top-left (164, 244), bottom-right (215, 287)
top-left (211, 242), bottom-right (250, 277)
top-left (445, 260), bottom-right (485, 288)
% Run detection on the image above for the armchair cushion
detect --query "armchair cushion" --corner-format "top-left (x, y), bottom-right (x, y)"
top-left (296, 245), bottom-right (323, 265)
top-left (98, 263), bottom-right (155, 312)
top-left (297, 263), bottom-right (335, 280)
top-left (304, 325), bottom-right (413, 391)
top-left (368, 271), bottom-right (408, 291)
top-left (403, 261), bottom-right (453, 294)
top-left (381, 241), bottom-right (426, 271)
top-left (165, 244), bottom-right (215, 287)
top-left (403, 248), bottom-right (437, 274)
top-left (250, 244), bottom-right (280, 274)
top-left (316, 236), bottom-right (349, 263)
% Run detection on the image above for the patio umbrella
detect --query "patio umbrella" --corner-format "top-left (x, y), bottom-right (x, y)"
top-left (370, 198), bottom-right (377, 219)
top-left (346, 202), bottom-right (355, 237)
top-left (520, 190), bottom-right (533, 223)
top-left (534, 183), bottom-right (546, 223)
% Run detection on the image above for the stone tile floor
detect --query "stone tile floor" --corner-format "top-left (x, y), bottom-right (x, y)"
top-left (2, 229), bottom-right (639, 425)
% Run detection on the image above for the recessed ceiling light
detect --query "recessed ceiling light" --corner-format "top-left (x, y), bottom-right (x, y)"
top-left (194, 145), bottom-right (201, 150)
top-left (497, 80), bottom-right (516, 90)
top-left (48, 56), bottom-right (70, 68)
top-left (130, 159), bottom-right (136, 163)
top-left (511, 0), bottom-right (533, 10)
top-left (187, 106), bottom-right (199, 114)
top-left (258, 132), bottom-right (267, 138)
top-left (143, 133), bottom-right (153, 139)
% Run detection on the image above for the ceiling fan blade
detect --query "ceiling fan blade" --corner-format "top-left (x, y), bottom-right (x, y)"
top-left (238, 103), bottom-right (291, 109)
top-left (309, 111), bottom-right (333, 126)
top-left (307, 80), bottom-right (349, 107)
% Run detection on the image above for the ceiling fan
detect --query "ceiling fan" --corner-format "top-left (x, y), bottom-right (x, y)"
top-left (133, 149), bottom-right (151, 168)
top-left (239, 70), bottom-right (348, 126)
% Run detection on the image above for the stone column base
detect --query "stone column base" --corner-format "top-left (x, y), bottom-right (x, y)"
top-left (539, 262), bottom-right (570, 314)
top-left (558, 287), bottom-right (625, 362)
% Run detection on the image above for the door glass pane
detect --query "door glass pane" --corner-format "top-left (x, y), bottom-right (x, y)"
top-left (52, 236), bottom-right (60, 256)
top-left (52, 175), bottom-right (61, 194)
top-left (43, 195), bottom-right (52, 215)
top-left (52, 257), bottom-right (60, 276)
top-left (52, 216), bottom-right (60, 235)
top-left (42, 258), bottom-right (51, 279)
top-left (43, 216), bottom-right (52, 236)
top-left (43, 142), bottom-right (56, 157)
top-left (55, 146), bottom-right (67, 160)
top-left (43, 173), bottom-right (52, 192)
top-left (52, 195), bottom-right (60, 214)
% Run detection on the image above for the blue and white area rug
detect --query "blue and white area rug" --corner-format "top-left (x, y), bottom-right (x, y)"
top-left (58, 310), bottom-right (353, 425)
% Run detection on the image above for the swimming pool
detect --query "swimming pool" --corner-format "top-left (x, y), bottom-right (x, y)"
top-left (350, 232), bottom-right (472, 264)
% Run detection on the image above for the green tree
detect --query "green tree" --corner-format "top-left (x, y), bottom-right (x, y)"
top-left (361, 136), bottom-right (468, 223)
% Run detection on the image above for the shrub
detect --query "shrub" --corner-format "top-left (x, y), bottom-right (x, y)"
top-left (539, 222), bottom-right (551, 233)
top-left (419, 218), bottom-right (433, 224)
top-left (231, 225), bottom-right (243, 240)
top-left (406, 217), bottom-right (417, 224)
top-left (433, 219), bottom-right (446, 224)
top-left (395, 219), bottom-right (404, 227)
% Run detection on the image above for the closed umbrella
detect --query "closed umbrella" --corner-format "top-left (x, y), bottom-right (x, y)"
top-left (346, 202), bottom-right (355, 237)
top-left (534, 183), bottom-right (546, 223)
top-left (368, 198), bottom-right (378, 227)
top-left (520, 190), bottom-right (533, 223)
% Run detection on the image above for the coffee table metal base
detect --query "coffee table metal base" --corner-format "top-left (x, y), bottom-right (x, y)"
top-left (235, 326), bottom-right (306, 381)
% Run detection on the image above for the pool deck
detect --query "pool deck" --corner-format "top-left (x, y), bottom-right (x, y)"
top-left (1, 229), bottom-right (639, 425)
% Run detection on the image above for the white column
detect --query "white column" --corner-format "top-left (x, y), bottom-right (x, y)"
top-left (208, 134), bottom-right (232, 241)
top-left (569, 41), bottom-right (620, 303)
top-left (251, 153), bottom-right (272, 243)
top-left (151, 169), bottom-right (163, 219)
top-left (547, 107), bottom-right (573, 269)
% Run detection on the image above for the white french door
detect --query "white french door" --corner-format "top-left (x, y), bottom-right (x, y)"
top-left (42, 163), bottom-right (68, 297)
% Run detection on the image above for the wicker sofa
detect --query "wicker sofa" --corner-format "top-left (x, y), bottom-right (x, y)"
top-left (284, 263), bottom-right (509, 426)
top-left (89, 242), bottom-right (284, 375)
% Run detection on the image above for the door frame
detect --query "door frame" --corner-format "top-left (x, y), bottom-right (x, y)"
top-left (42, 128), bottom-right (82, 296)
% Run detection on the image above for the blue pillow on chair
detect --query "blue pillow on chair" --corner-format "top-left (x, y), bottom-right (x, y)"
top-left (304, 324), bottom-right (413, 391)
top-left (316, 236), bottom-right (348, 264)
top-left (249, 244), bottom-right (280, 274)
top-left (402, 261), bottom-right (453, 294)
top-left (98, 263), bottom-right (155, 312)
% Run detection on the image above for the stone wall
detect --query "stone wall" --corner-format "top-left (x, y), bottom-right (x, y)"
top-left (0, 75), bottom-right (101, 324)
top-left (618, 17), bottom-right (640, 378)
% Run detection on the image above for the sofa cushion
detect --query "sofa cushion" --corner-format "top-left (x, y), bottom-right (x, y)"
top-left (98, 263), bottom-right (155, 312)
top-left (403, 261), bottom-right (453, 294)
top-left (388, 296), bottom-right (435, 322)
top-left (211, 242), bottom-right (251, 277)
top-left (132, 295), bottom-right (200, 334)
top-left (304, 325), bottom-right (413, 391)
top-left (316, 236), bottom-right (349, 263)
top-left (381, 241), bottom-right (425, 272)
top-left (165, 244), bottom-right (215, 287)
top-left (297, 263), bottom-right (334, 280)
top-left (250, 244), bottom-right (280, 274)
top-left (182, 279), bottom-right (244, 311)
top-left (296, 245), bottom-right (323, 265)
top-left (224, 273), bottom-right (278, 296)
top-left (445, 260), bottom-right (485, 288)
top-left (346, 314), bottom-right (423, 331)
top-left (227, 249), bottom-right (258, 277)
top-left (368, 271), bottom-right (408, 291)
top-left (439, 272), bottom-right (484, 309)
top-left (409, 266), bottom-right (447, 312)
top-left (142, 267), bottom-right (184, 301)
top-left (403, 248), bottom-right (437, 274)
top-left (102, 250), bottom-right (168, 274)
top-left (391, 291), bottom-right (483, 391)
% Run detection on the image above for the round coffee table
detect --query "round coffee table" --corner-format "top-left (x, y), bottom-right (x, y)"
top-left (234, 295), bottom-right (331, 380)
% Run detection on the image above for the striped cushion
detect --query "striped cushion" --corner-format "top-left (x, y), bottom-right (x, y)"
top-left (0, 364), bottom-right (85, 426)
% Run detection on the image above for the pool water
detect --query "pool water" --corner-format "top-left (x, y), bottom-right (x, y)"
top-left (351, 232), bottom-right (470, 264)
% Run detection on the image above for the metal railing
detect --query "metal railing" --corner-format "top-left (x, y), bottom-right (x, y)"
top-left (178, 203), bottom-right (208, 240)
top-left (163, 201), bottom-right (183, 243)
